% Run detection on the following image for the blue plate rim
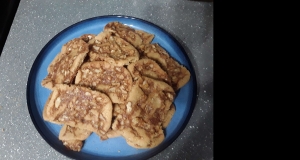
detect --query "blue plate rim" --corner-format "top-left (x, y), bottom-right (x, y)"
top-left (26, 15), bottom-right (197, 160)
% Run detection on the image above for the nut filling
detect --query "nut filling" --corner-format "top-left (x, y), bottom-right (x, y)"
top-left (107, 76), bottom-right (176, 149)
top-left (88, 31), bottom-right (139, 66)
top-left (80, 34), bottom-right (96, 45)
top-left (75, 61), bottom-right (133, 104)
top-left (104, 21), bottom-right (154, 48)
top-left (139, 43), bottom-right (191, 90)
top-left (41, 38), bottom-right (89, 90)
top-left (43, 84), bottom-right (113, 135)
top-left (127, 58), bottom-right (171, 84)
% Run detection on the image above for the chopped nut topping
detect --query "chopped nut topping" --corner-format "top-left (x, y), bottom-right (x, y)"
top-left (55, 97), bottom-right (61, 108)
top-left (93, 46), bottom-right (100, 51)
top-left (126, 102), bottom-right (132, 113)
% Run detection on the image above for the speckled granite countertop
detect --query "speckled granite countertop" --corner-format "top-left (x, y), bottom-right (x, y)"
top-left (0, 0), bottom-right (213, 159)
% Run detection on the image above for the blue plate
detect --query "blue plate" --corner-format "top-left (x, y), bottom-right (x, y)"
top-left (26, 15), bottom-right (197, 160)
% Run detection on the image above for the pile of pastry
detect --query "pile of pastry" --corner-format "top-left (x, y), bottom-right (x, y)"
top-left (41, 21), bottom-right (190, 151)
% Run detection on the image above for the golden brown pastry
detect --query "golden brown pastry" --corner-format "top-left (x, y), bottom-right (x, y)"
top-left (43, 84), bottom-right (112, 136)
top-left (104, 21), bottom-right (154, 48)
top-left (59, 125), bottom-right (92, 152)
top-left (127, 58), bottom-right (171, 84)
top-left (139, 43), bottom-right (190, 90)
top-left (108, 76), bottom-right (175, 148)
top-left (89, 31), bottom-right (139, 66)
top-left (41, 38), bottom-right (89, 90)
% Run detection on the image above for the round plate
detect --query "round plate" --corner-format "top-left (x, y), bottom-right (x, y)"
top-left (26, 15), bottom-right (197, 160)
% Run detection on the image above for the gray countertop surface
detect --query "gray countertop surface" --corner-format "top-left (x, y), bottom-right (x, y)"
top-left (0, 0), bottom-right (213, 159)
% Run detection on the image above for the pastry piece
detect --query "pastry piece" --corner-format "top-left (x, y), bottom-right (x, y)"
top-left (89, 31), bottom-right (139, 66)
top-left (59, 125), bottom-right (92, 152)
top-left (43, 84), bottom-right (113, 136)
top-left (41, 38), bottom-right (89, 90)
top-left (124, 118), bottom-right (165, 148)
top-left (127, 58), bottom-right (171, 84)
top-left (139, 43), bottom-right (191, 90)
top-left (137, 76), bottom-right (175, 101)
top-left (109, 77), bottom-right (175, 148)
top-left (75, 61), bottom-right (133, 104)
top-left (162, 104), bottom-right (175, 128)
top-left (98, 129), bottom-right (122, 140)
top-left (61, 140), bottom-right (83, 152)
top-left (135, 29), bottom-right (154, 45)
top-left (137, 77), bottom-right (175, 126)
top-left (104, 21), bottom-right (154, 47)
top-left (59, 125), bottom-right (92, 141)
